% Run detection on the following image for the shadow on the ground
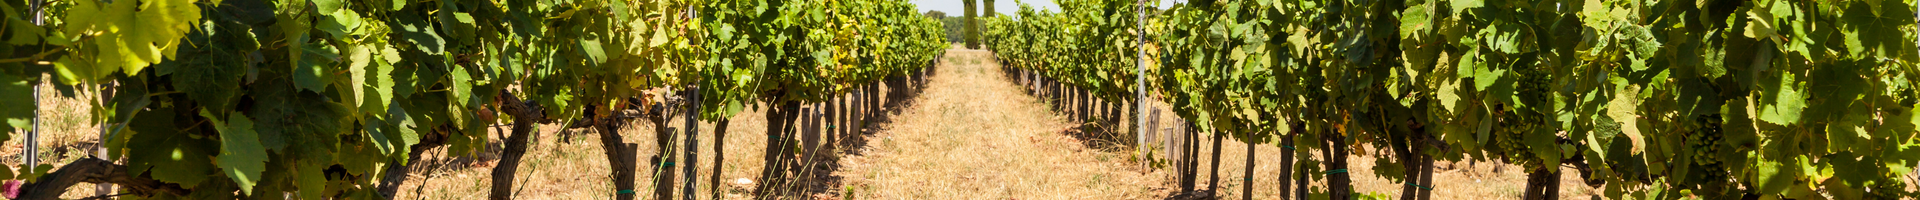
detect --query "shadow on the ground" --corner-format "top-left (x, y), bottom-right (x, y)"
top-left (996, 60), bottom-right (1138, 154)
top-left (795, 62), bottom-right (941, 197)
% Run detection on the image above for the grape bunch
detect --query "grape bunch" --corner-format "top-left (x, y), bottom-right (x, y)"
top-left (1488, 67), bottom-right (1556, 170)
top-left (1516, 66), bottom-right (1552, 109)
top-left (1687, 114), bottom-right (1725, 170)
top-left (1493, 108), bottom-right (1544, 170)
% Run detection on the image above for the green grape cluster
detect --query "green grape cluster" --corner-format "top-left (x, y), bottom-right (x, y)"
top-left (1687, 114), bottom-right (1724, 172)
top-left (1493, 111), bottom-right (1542, 169)
top-left (1516, 67), bottom-right (1552, 109)
top-left (1489, 66), bottom-right (1554, 170)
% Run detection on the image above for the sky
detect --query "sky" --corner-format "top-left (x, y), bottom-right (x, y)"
top-left (908, 0), bottom-right (1189, 17)
top-left (908, 0), bottom-right (1057, 17)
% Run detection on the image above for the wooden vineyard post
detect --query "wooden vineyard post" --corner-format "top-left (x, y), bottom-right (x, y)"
top-left (1177, 120), bottom-right (1195, 193)
top-left (1145, 108), bottom-right (1161, 169)
top-left (1070, 84), bottom-right (1078, 121)
top-left (1171, 120), bottom-right (1183, 190)
top-left (755, 101), bottom-right (799, 199)
top-left (1243, 138), bottom-right (1256, 200)
top-left (799, 106), bottom-right (820, 188)
top-left (681, 88), bottom-right (702, 200)
top-left (877, 82), bottom-right (887, 117)
top-left (868, 83), bottom-right (880, 121)
top-left (1067, 85), bottom-right (1077, 120)
top-left (1280, 121), bottom-right (1298, 200)
top-left (651, 98), bottom-right (679, 200)
top-left (830, 93), bottom-right (841, 146)
top-left (1110, 101), bottom-right (1121, 134)
top-left (707, 119), bottom-right (732, 200)
top-left (1075, 91), bottom-right (1086, 123)
top-left (626, 143), bottom-right (641, 199)
top-left (649, 126), bottom-right (674, 200)
top-left (1292, 128), bottom-right (1307, 200)
top-left (823, 98), bottom-right (834, 150)
top-left (1027, 70), bottom-right (1035, 94)
top-left (852, 90), bottom-right (864, 137)
top-left (1416, 139), bottom-right (1436, 200)
top-left (1049, 78), bottom-right (1057, 111)
top-left (1207, 129), bottom-right (1224, 195)
top-left (1097, 98), bottom-right (1107, 126)
top-left (1046, 78), bottom-right (1055, 110)
top-left (1083, 90), bottom-right (1093, 124)
top-left (1144, 108), bottom-right (1159, 158)
top-left (1321, 128), bottom-right (1353, 200)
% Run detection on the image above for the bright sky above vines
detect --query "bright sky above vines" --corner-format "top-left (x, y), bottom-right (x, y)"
top-left (909, 0), bottom-right (1187, 17)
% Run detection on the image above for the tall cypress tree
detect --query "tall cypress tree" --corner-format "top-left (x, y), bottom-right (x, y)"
top-left (963, 0), bottom-right (979, 49)
top-left (985, 0), bottom-right (995, 18)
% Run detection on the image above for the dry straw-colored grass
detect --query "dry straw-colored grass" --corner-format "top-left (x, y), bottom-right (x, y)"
top-left (3, 75), bottom-right (109, 199)
top-left (827, 49), bottom-right (1163, 199)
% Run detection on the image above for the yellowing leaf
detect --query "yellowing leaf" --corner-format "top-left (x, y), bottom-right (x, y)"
top-left (60, 0), bottom-right (202, 82)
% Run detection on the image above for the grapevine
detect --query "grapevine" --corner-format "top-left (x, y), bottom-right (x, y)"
top-left (1, 0), bottom-right (941, 200)
top-left (987, 0), bottom-right (1920, 199)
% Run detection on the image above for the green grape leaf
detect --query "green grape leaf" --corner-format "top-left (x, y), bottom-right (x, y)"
top-left (1527, 127), bottom-right (1560, 171)
top-left (61, 0), bottom-right (202, 82)
top-left (170, 35), bottom-right (246, 113)
top-left (1757, 73), bottom-right (1804, 125)
top-left (1471, 65), bottom-right (1505, 93)
top-left (389, 0), bottom-right (406, 11)
top-left (293, 43), bottom-right (340, 93)
top-left (293, 62), bottom-right (331, 93)
top-left (1825, 107), bottom-right (1872, 153)
top-left (368, 59), bottom-right (396, 113)
top-left (0, 163), bottom-right (12, 180)
top-left (650, 25), bottom-right (671, 47)
top-left (126, 107), bottom-right (218, 189)
top-left (1450, 0), bottom-right (1483, 17)
top-left (1880, 105), bottom-right (1919, 142)
top-left (379, 106), bottom-right (419, 160)
top-left (249, 79), bottom-right (347, 156)
top-left (0, 73), bottom-right (31, 136)
top-left (1744, 7), bottom-right (1779, 40)
top-left (312, 0), bottom-right (344, 13)
top-left (395, 12), bottom-right (445, 54)
top-left (350, 46), bottom-right (372, 109)
top-left (200, 110), bottom-right (267, 195)
top-left (440, 10), bottom-right (477, 44)
top-left (1754, 159), bottom-right (1795, 194)
top-left (296, 161), bottom-right (326, 200)
top-left (581, 38), bottom-right (609, 64)
top-left (1399, 4), bottom-right (1432, 39)
top-left (317, 9), bottom-right (362, 40)
top-left (334, 134), bottom-right (384, 176)
top-left (4, 15), bottom-right (43, 45)
top-left (1437, 80), bottom-right (1464, 113)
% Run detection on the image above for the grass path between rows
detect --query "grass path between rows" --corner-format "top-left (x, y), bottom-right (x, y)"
top-left (824, 49), bottom-right (1164, 199)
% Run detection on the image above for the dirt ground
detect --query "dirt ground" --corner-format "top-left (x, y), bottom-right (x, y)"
top-left (9, 48), bottom-right (1630, 200)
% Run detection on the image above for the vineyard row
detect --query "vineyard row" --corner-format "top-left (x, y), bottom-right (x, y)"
top-left (986, 0), bottom-right (1920, 199)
